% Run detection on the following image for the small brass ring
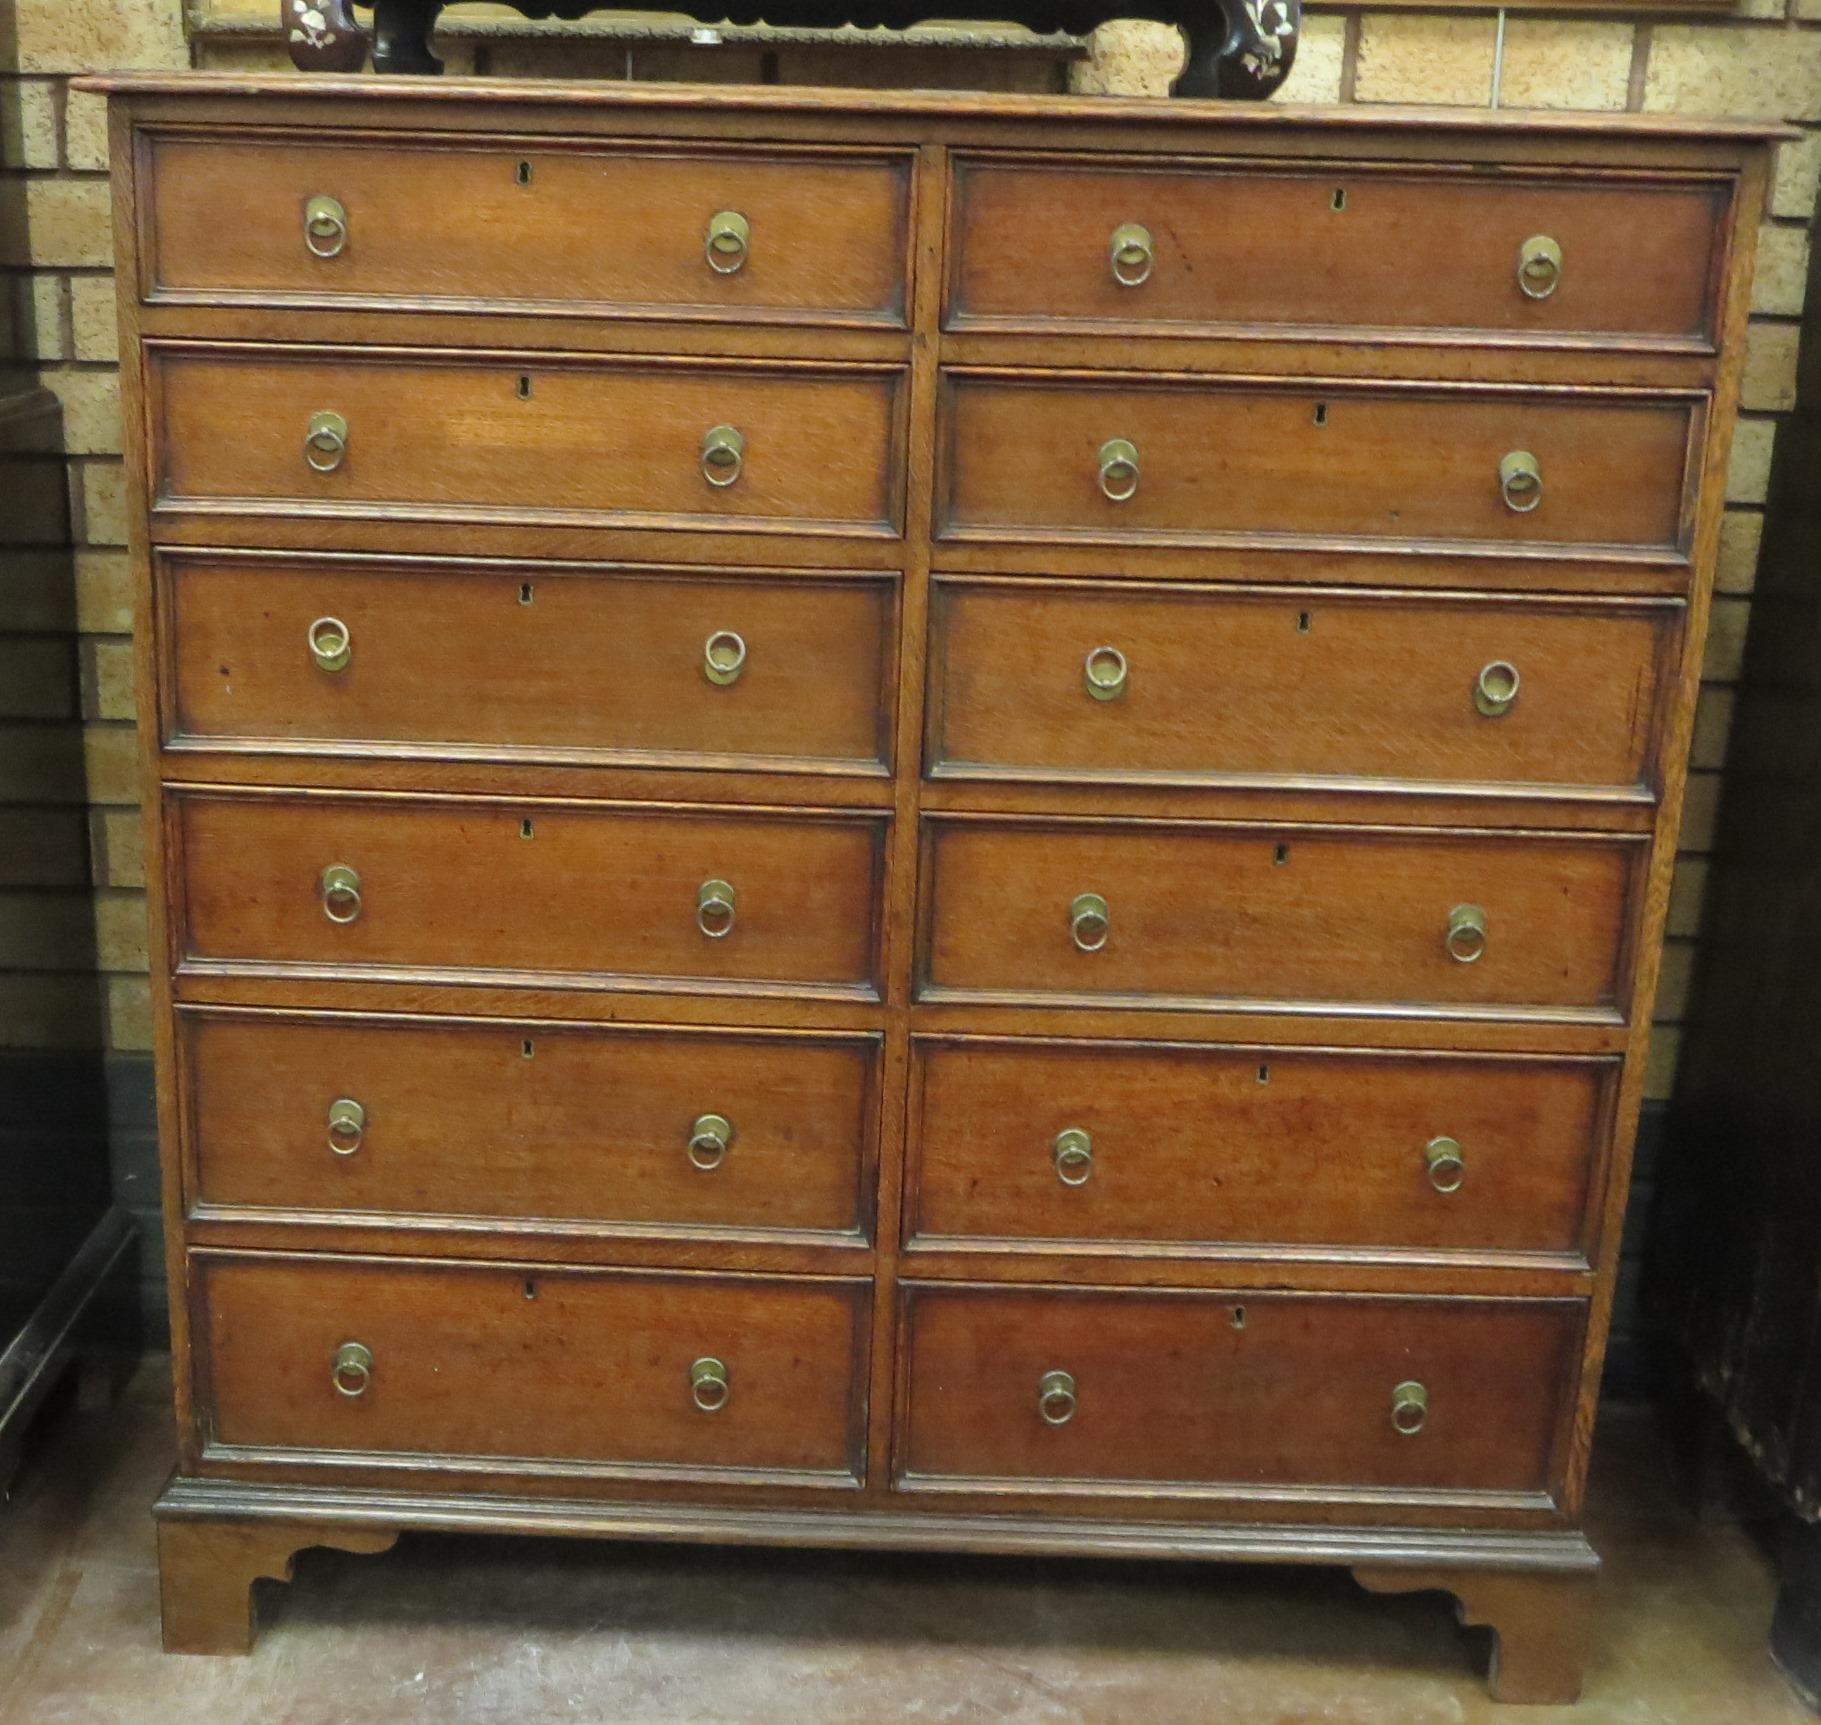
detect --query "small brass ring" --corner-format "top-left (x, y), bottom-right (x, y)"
top-left (327, 1097), bottom-right (366, 1157)
top-left (1473, 660), bottom-right (1521, 718)
top-left (705, 209), bottom-right (750, 275)
top-left (305, 410), bottom-right (348, 474)
top-left (1083, 645), bottom-right (1129, 702)
top-left (1070, 892), bottom-right (1110, 954)
top-left (1517, 234), bottom-right (1562, 301)
top-left (332, 1340), bottom-right (373, 1397)
top-left (1498, 450), bottom-right (1542, 514)
top-left (304, 195), bottom-right (348, 260)
top-left (688, 1113), bottom-right (732, 1171)
top-left (1392, 1379), bottom-right (1428, 1436)
top-left (1445, 903), bottom-right (1487, 965)
top-left (320, 864), bottom-right (362, 925)
top-left (702, 424), bottom-right (745, 488)
top-left (703, 630), bottom-right (748, 687)
top-left (1425, 1136), bottom-right (1466, 1194)
top-left (697, 878), bottom-right (736, 939)
top-left (1098, 438), bottom-right (1140, 504)
top-left (307, 615), bottom-right (352, 673)
top-left (1038, 1369), bottom-right (1077, 1426)
top-left (690, 1356), bottom-right (730, 1411)
top-left (1053, 1127), bottom-right (1094, 1187)
top-left (1109, 222), bottom-right (1154, 288)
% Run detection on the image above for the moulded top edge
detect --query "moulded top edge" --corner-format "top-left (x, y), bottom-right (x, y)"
top-left (70, 72), bottom-right (1799, 145)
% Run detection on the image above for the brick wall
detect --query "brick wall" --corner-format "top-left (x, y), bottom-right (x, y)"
top-left (2, 0), bottom-right (1816, 1371)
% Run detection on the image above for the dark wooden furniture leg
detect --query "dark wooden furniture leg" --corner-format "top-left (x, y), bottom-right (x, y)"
top-left (1353, 1565), bottom-right (1597, 1705)
top-left (158, 1517), bottom-right (400, 1654)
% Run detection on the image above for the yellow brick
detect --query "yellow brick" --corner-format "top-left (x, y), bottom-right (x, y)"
top-left (1690, 685), bottom-right (1736, 769)
top-left (1643, 1026), bottom-right (1683, 1100)
top-left (19, 179), bottom-right (114, 268)
top-left (1667, 857), bottom-right (1710, 938)
top-left (1645, 25), bottom-right (1821, 121)
top-left (84, 637), bottom-right (135, 721)
top-left (69, 275), bottom-right (119, 363)
top-left (1270, 13), bottom-right (1345, 104)
top-left (82, 722), bottom-right (140, 804)
top-left (1356, 15), bottom-right (1495, 107)
top-left (1716, 509), bottom-right (1764, 594)
top-left (0, 973), bottom-right (105, 1049)
top-left (0, 638), bottom-right (76, 719)
top-left (1726, 417), bottom-right (1777, 505)
top-left (0, 548), bottom-right (76, 631)
top-left (79, 460), bottom-right (129, 546)
top-left (63, 87), bottom-right (110, 173)
top-left (1498, 21), bottom-right (1634, 112)
top-left (1678, 771), bottom-right (1722, 852)
top-left (1753, 224), bottom-right (1810, 316)
top-left (1, 77), bottom-right (60, 170)
top-left (106, 974), bottom-right (153, 1052)
top-left (1652, 940), bottom-right (1696, 1023)
top-left (1742, 320), bottom-right (1801, 411)
top-left (0, 462), bottom-right (70, 546)
top-left (15, 0), bottom-right (188, 72)
top-left (15, 273), bottom-right (67, 360)
top-left (193, 40), bottom-right (308, 73)
top-left (74, 547), bottom-right (133, 632)
top-left (1772, 129), bottom-right (1821, 220)
top-left (1071, 20), bottom-right (1181, 96)
top-left (43, 368), bottom-right (122, 456)
top-left (1702, 597), bottom-right (1752, 681)
top-left (95, 888), bottom-right (149, 972)
top-left (99, 808), bottom-right (146, 888)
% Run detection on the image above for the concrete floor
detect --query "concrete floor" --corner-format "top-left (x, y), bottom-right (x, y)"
top-left (0, 1360), bottom-right (1809, 1724)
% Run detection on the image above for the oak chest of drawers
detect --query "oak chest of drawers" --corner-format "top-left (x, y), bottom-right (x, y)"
top-left (91, 72), bottom-right (1778, 1703)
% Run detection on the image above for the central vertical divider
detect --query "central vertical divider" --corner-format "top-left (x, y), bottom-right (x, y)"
top-left (865, 139), bottom-right (950, 1493)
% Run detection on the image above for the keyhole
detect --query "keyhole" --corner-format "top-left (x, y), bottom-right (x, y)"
top-left (1273, 843), bottom-right (1290, 866)
top-left (521, 1038), bottom-right (535, 1058)
top-left (520, 818), bottom-right (534, 839)
top-left (1297, 611), bottom-right (1312, 633)
top-left (1257, 1064), bottom-right (1271, 1084)
top-left (524, 1279), bottom-right (538, 1300)
top-left (1331, 187), bottom-right (1347, 212)
top-left (519, 582), bottom-right (534, 605)
top-left (517, 375), bottom-right (532, 399)
top-left (1231, 1305), bottom-right (1247, 1330)
top-left (516, 160), bottom-right (532, 186)
top-left (1313, 403), bottom-right (1328, 427)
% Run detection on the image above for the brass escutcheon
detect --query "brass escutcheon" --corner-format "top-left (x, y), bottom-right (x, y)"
top-left (1070, 892), bottom-right (1110, 953)
top-left (304, 195), bottom-right (348, 259)
top-left (305, 410), bottom-right (348, 474)
top-left (1445, 903), bottom-right (1487, 964)
top-left (702, 629), bottom-right (748, 687)
top-left (1498, 449), bottom-right (1542, 514)
top-left (688, 1113), bottom-right (733, 1171)
top-left (320, 864), bottom-right (362, 924)
top-left (1392, 1379), bottom-right (1429, 1436)
top-left (701, 424), bottom-right (745, 487)
top-left (690, 1356), bottom-right (730, 1411)
top-left (1473, 659), bottom-right (1521, 718)
top-left (1517, 234), bottom-right (1562, 301)
top-left (1053, 1127), bottom-right (1094, 1186)
top-left (1097, 438), bottom-right (1140, 503)
top-left (705, 209), bottom-right (751, 274)
top-left (1038, 1369), bottom-right (1078, 1425)
top-left (332, 1340), bottom-right (373, 1397)
top-left (307, 615), bottom-right (352, 673)
top-left (1425, 1135), bottom-right (1466, 1194)
top-left (327, 1097), bottom-right (366, 1156)
top-left (1109, 222), bottom-right (1154, 287)
top-left (697, 878), bottom-right (736, 939)
top-left (1083, 645), bottom-right (1129, 702)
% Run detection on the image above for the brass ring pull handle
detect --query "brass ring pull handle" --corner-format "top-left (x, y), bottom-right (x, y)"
top-left (320, 864), bottom-right (362, 925)
top-left (702, 630), bottom-right (748, 687)
top-left (690, 1356), bottom-right (730, 1411)
top-left (1098, 438), bottom-right (1140, 503)
top-left (1038, 1369), bottom-right (1078, 1426)
top-left (1517, 234), bottom-right (1562, 301)
top-left (1445, 903), bottom-right (1487, 965)
top-left (1070, 892), bottom-right (1110, 953)
top-left (327, 1097), bottom-right (366, 1157)
top-left (1083, 645), bottom-right (1129, 702)
top-left (1498, 450), bottom-right (1542, 514)
top-left (1425, 1135), bottom-right (1466, 1194)
top-left (332, 1340), bottom-right (374, 1397)
top-left (697, 878), bottom-right (736, 939)
top-left (688, 1113), bottom-right (733, 1171)
top-left (1109, 222), bottom-right (1154, 288)
top-left (701, 424), bottom-right (745, 487)
top-left (1473, 659), bottom-right (1521, 718)
top-left (705, 209), bottom-right (750, 274)
top-left (305, 411), bottom-right (348, 474)
top-left (308, 615), bottom-right (352, 673)
top-left (304, 195), bottom-right (349, 259)
top-left (1392, 1379), bottom-right (1429, 1436)
top-left (1053, 1127), bottom-right (1094, 1187)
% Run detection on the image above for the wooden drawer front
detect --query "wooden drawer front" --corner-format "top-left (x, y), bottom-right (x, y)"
top-left (923, 819), bottom-right (1635, 1014)
top-left (940, 376), bottom-right (1691, 553)
top-left (153, 350), bottom-right (902, 534)
top-left (200, 1254), bottom-right (867, 1480)
top-left (147, 137), bottom-right (910, 324)
top-left (166, 555), bottom-right (895, 774)
top-left (908, 1040), bottom-right (1610, 1258)
top-left (185, 1013), bottom-right (877, 1237)
top-left (177, 793), bottom-right (883, 996)
top-left (929, 579), bottom-right (1676, 797)
top-left (949, 160), bottom-right (1723, 346)
top-left (898, 1285), bottom-right (1578, 1498)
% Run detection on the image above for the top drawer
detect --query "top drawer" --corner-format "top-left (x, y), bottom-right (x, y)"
top-left (948, 158), bottom-right (1727, 349)
top-left (141, 135), bottom-right (912, 327)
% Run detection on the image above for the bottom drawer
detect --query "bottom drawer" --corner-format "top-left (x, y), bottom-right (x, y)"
top-left (199, 1253), bottom-right (870, 1483)
top-left (898, 1285), bottom-right (1580, 1502)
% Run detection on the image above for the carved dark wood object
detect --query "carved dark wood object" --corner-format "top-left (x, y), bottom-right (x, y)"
top-left (283, 0), bottom-right (1300, 98)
